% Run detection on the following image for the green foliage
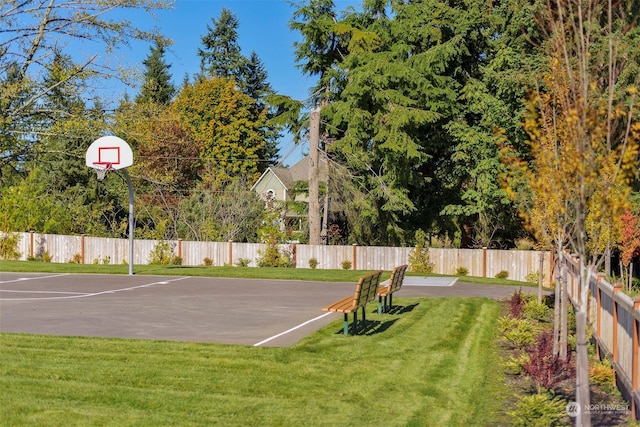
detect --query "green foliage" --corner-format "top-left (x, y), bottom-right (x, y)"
top-left (308, 258), bottom-right (318, 269)
top-left (455, 266), bottom-right (469, 276)
top-left (408, 230), bottom-right (434, 273)
top-left (68, 253), bottom-right (83, 264)
top-left (235, 258), bottom-right (251, 267)
top-left (523, 299), bottom-right (552, 322)
top-left (525, 271), bottom-right (543, 284)
top-left (341, 260), bottom-right (352, 270)
top-left (148, 241), bottom-right (178, 265)
top-left (495, 270), bottom-right (509, 279)
top-left (0, 233), bottom-right (21, 260)
top-left (589, 357), bottom-right (616, 394)
top-left (27, 251), bottom-right (52, 263)
top-left (508, 393), bottom-right (568, 427)
top-left (256, 237), bottom-right (292, 268)
top-left (498, 316), bottom-right (538, 349)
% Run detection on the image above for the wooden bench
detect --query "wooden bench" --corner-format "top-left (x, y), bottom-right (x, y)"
top-left (322, 270), bottom-right (383, 336)
top-left (377, 264), bottom-right (408, 313)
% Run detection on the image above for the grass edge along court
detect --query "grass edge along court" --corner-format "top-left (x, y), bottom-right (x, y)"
top-left (0, 297), bottom-right (508, 426)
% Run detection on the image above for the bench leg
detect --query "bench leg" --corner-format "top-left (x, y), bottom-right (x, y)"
top-left (378, 296), bottom-right (383, 314)
top-left (361, 305), bottom-right (367, 333)
top-left (352, 311), bottom-right (358, 335)
top-left (343, 313), bottom-right (349, 336)
top-left (388, 294), bottom-right (393, 311)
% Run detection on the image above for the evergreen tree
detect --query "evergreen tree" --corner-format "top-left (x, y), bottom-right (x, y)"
top-left (198, 8), bottom-right (247, 83)
top-left (137, 39), bottom-right (176, 105)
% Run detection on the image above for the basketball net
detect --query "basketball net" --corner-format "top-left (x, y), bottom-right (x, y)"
top-left (94, 163), bottom-right (113, 181)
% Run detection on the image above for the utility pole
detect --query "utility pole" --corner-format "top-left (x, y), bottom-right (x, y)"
top-left (308, 107), bottom-right (321, 245)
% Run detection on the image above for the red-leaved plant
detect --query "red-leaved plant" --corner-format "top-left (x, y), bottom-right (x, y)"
top-left (508, 289), bottom-right (526, 318)
top-left (522, 330), bottom-right (574, 393)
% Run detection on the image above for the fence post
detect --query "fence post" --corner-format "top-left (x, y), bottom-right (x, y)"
top-left (482, 247), bottom-right (487, 278)
top-left (81, 234), bottom-right (85, 264)
top-left (352, 243), bottom-right (357, 270)
top-left (228, 240), bottom-right (233, 266)
top-left (596, 274), bottom-right (605, 359)
top-left (178, 239), bottom-right (182, 259)
top-left (633, 297), bottom-right (640, 420)
top-left (29, 230), bottom-right (34, 258)
top-left (613, 284), bottom-right (623, 369)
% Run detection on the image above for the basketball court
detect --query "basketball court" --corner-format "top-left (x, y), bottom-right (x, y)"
top-left (0, 272), bottom-right (543, 347)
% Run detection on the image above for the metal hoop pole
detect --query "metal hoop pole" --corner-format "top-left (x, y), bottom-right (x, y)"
top-left (122, 169), bottom-right (135, 276)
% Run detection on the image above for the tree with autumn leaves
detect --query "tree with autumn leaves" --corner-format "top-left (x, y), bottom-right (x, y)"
top-left (502, 1), bottom-right (640, 424)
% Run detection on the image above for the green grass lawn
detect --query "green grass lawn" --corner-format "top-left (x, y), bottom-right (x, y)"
top-left (0, 297), bottom-right (507, 426)
top-left (0, 259), bottom-right (532, 287)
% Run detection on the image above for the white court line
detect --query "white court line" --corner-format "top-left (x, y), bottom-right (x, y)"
top-left (0, 276), bottom-right (191, 301)
top-left (0, 273), bottom-right (70, 284)
top-left (253, 312), bottom-right (333, 347)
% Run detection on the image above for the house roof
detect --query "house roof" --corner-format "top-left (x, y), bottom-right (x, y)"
top-left (252, 155), bottom-right (328, 191)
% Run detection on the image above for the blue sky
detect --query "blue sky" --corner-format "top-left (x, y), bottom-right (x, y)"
top-left (111, 0), bottom-right (361, 164)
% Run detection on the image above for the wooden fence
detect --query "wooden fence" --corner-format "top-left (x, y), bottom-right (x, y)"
top-left (562, 252), bottom-right (640, 420)
top-left (8, 231), bottom-right (553, 285)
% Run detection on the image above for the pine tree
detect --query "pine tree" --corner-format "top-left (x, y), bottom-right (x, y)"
top-left (136, 39), bottom-right (176, 105)
top-left (198, 8), bottom-right (247, 83)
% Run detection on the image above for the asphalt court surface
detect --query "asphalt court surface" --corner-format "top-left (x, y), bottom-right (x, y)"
top-left (0, 272), bottom-right (544, 347)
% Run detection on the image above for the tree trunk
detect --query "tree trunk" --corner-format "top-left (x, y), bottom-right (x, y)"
top-left (575, 261), bottom-right (591, 426)
top-left (308, 107), bottom-right (321, 245)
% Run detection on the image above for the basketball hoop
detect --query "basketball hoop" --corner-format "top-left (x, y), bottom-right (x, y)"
top-left (93, 162), bottom-right (113, 181)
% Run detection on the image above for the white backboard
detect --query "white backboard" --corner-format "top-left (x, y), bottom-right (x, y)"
top-left (86, 136), bottom-right (133, 170)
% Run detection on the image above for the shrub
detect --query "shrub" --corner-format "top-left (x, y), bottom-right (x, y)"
top-left (28, 251), bottom-right (52, 262)
top-left (455, 266), bottom-right (468, 276)
top-left (589, 358), bottom-right (616, 394)
top-left (499, 316), bottom-right (539, 349)
top-left (525, 271), bottom-right (544, 284)
top-left (172, 256), bottom-right (182, 266)
top-left (408, 229), bottom-right (434, 273)
top-left (256, 237), bottom-right (292, 268)
top-left (308, 258), bottom-right (318, 269)
top-left (495, 270), bottom-right (509, 279)
top-left (149, 241), bottom-right (177, 265)
top-left (508, 393), bottom-right (568, 427)
top-left (236, 258), bottom-right (251, 267)
top-left (203, 257), bottom-right (213, 267)
top-left (341, 260), bottom-right (352, 270)
top-left (68, 253), bottom-right (83, 264)
top-left (522, 330), bottom-right (574, 393)
top-left (524, 299), bottom-right (552, 322)
top-left (0, 232), bottom-right (21, 260)
top-left (507, 289), bottom-right (526, 318)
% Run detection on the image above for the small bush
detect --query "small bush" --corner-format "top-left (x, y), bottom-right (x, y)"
top-left (341, 260), bottom-right (352, 270)
top-left (508, 393), bottom-right (567, 427)
top-left (522, 330), bottom-right (574, 393)
top-left (525, 271), bottom-right (544, 284)
top-left (308, 258), bottom-right (318, 269)
top-left (499, 316), bottom-right (539, 349)
top-left (203, 257), bottom-right (213, 267)
top-left (149, 241), bottom-right (178, 265)
top-left (408, 229), bottom-right (434, 273)
top-left (68, 253), bottom-right (83, 264)
top-left (590, 358), bottom-right (616, 394)
top-left (172, 256), bottom-right (182, 266)
top-left (28, 251), bottom-right (52, 262)
top-left (495, 270), bottom-right (509, 279)
top-left (236, 258), bottom-right (251, 267)
top-left (455, 266), bottom-right (469, 276)
top-left (0, 232), bottom-right (21, 260)
top-left (256, 237), bottom-right (292, 268)
top-left (507, 289), bottom-right (526, 318)
top-left (524, 299), bottom-right (552, 322)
